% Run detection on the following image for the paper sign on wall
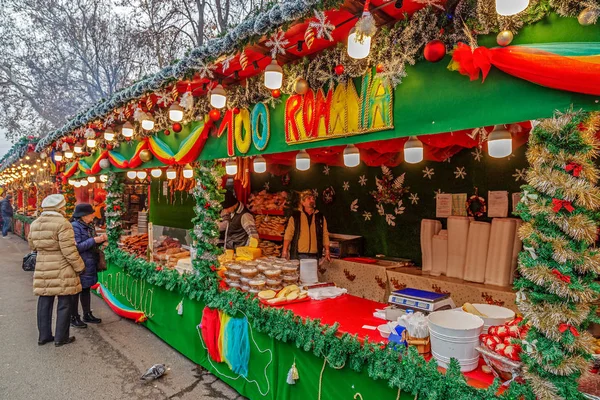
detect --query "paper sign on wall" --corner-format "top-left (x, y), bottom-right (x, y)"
top-left (488, 191), bottom-right (509, 217)
top-left (436, 193), bottom-right (452, 218)
top-left (512, 192), bottom-right (522, 214)
top-left (452, 193), bottom-right (467, 216)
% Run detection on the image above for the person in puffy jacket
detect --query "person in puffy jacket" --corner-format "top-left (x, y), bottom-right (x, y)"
top-left (28, 194), bottom-right (85, 347)
top-left (70, 203), bottom-right (107, 328)
top-left (1, 193), bottom-right (14, 237)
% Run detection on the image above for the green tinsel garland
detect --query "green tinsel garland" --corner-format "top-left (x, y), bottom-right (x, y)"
top-left (103, 161), bottom-right (535, 399)
top-left (105, 172), bottom-right (125, 246)
top-left (60, 182), bottom-right (76, 218)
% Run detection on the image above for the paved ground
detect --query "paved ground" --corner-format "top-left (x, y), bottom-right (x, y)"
top-left (0, 233), bottom-right (245, 400)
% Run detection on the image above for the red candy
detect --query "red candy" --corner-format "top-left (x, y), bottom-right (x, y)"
top-left (488, 326), bottom-right (498, 336)
top-left (496, 326), bottom-right (509, 338)
top-left (508, 325), bottom-right (521, 338)
top-left (503, 344), bottom-right (521, 361)
top-left (503, 336), bottom-right (513, 345)
top-left (507, 317), bottom-right (523, 326)
top-left (495, 343), bottom-right (507, 354)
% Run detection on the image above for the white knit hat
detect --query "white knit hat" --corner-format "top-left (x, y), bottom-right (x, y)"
top-left (41, 194), bottom-right (66, 210)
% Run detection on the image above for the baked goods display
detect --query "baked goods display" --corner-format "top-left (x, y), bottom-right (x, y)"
top-left (153, 236), bottom-right (190, 269)
top-left (255, 215), bottom-right (287, 237)
top-left (121, 233), bottom-right (149, 257)
top-left (248, 190), bottom-right (288, 213)
top-left (259, 240), bottom-right (282, 257)
top-left (223, 257), bottom-right (299, 292)
top-left (258, 284), bottom-right (309, 305)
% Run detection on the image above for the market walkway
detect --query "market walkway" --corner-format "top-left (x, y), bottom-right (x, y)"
top-left (0, 233), bottom-right (245, 400)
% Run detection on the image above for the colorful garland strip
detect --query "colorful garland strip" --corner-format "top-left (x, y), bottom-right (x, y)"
top-left (91, 282), bottom-right (147, 323)
top-left (63, 161), bottom-right (79, 179)
top-left (147, 120), bottom-right (212, 164)
top-left (449, 42), bottom-right (600, 96)
top-left (108, 141), bottom-right (148, 169)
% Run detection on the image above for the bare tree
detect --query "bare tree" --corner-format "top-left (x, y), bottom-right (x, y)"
top-left (0, 0), bottom-right (159, 141)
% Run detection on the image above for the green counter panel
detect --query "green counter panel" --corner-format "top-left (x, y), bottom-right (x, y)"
top-left (100, 262), bottom-right (408, 400)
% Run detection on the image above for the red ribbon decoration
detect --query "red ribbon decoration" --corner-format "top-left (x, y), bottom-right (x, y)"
top-left (559, 323), bottom-right (579, 337)
top-left (552, 269), bottom-right (571, 284)
top-left (552, 198), bottom-right (575, 213)
top-left (565, 162), bottom-right (582, 177)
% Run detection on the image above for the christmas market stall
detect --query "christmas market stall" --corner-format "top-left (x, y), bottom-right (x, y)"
top-left (0, 136), bottom-right (59, 238)
top-left (29, 0), bottom-right (600, 399)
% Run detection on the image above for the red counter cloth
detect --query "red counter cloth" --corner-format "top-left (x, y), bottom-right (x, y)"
top-left (282, 294), bottom-right (495, 389)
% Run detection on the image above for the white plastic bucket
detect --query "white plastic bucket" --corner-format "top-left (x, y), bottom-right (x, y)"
top-left (428, 310), bottom-right (483, 372)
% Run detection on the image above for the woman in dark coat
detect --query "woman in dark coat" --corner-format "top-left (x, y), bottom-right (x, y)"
top-left (70, 203), bottom-right (107, 328)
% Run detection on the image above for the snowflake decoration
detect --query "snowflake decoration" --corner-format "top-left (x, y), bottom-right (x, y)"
top-left (471, 148), bottom-right (483, 162)
top-left (394, 200), bottom-right (405, 215)
top-left (454, 167), bottom-right (467, 179)
top-left (444, 156), bottom-right (452, 163)
top-left (409, 193), bottom-right (419, 205)
top-left (343, 181), bottom-right (350, 191)
top-left (362, 211), bottom-right (372, 221)
top-left (359, 175), bottom-right (368, 186)
top-left (413, 0), bottom-right (445, 10)
top-left (468, 127), bottom-right (489, 145)
top-left (265, 31), bottom-right (290, 58)
top-left (350, 199), bottom-right (359, 212)
top-left (308, 10), bottom-right (335, 41)
top-left (434, 189), bottom-right (444, 198)
top-left (263, 182), bottom-right (270, 190)
top-left (154, 90), bottom-right (170, 107)
top-left (221, 55), bottom-right (235, 72)
top-left (195, 60), bottom-right (216, 79)
top-left (422, 167), bottom-right (434, 179)
top-left (385, 214), bottom-right (396, 226)
top-left (379, 58), bottom-right (408, 88)
top-left (513, 168), bottom-right (527, 182)
top-left (312, 189), bottom-right (319, 198)
top-left (323, 165), bottom-right (330, 175)
top-left (376, 204), bottom-right (385, 216)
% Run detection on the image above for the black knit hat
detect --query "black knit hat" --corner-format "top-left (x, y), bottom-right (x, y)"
top-left (221, 190), bottom-right (238, 209)
top-left (73, 203), bottom-right (95, 218)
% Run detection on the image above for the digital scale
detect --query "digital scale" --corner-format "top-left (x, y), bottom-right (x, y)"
top-left (384, 288), bottom-right (455, 321)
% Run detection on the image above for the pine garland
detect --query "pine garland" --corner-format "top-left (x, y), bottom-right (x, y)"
top-left (516, 110), bottom-right (600, 400)
top-left (105, 172), bottom-right (125, 246)
top-left (60, 182), bottom-right (76, 218)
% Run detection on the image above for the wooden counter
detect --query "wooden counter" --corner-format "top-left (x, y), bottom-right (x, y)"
top-left (318, 259), bottom-right (517, 311)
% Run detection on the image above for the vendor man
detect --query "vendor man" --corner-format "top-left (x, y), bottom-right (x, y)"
top-left (219, 190), bottom-right (259, 249)
top-left (282, 190), bottom-right (331, 262)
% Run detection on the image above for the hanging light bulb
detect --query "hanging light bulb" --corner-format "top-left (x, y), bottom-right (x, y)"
top-left (122, 122), bottom-right (134, 138)
top-left (169, 103), bottom-right (184, 122)
top-left (150, 168), bottom-right (162, 178)
top-left (87, 138), bottom-right (97, 148)
top-left (210, 84), bottom-right (227, 109)
top-left (74, 143), bottom-right (83, 153)
top-left (126, 170), bottom-right (137, 179)
top-left (343, 144), bottom-right (360, 167)
top-left (25, 155), bottom-right (31, 160)
top-left (264, 60), bottom-right (283, 90)
top-left (43, 162), bottom-right (48, 167)
top-left (80, 179), bottom-right (89, 187)
top-left (141, 114), bottom-right (155, 131)
top-left (166, 166), bottom-right (177, 180)
top-left (87, 176), bottom-right (97, 183)
top-left (64, 147), bottom-right (74, 159)
top-left (54, 152), bottom-right (63, 162)
top-left (404, 136), bottom-right (424, 164)
top-left (225, 159), bottom-right (238, 175)
top-left (296, 150), bottom-right (310, 171)
top-left (99, 174), bottom-right (108, 182)
top-left (104, 128), bottom-right (115, 141)
top-left (73, 180), bottom-right (82, 188)
top-left (253, 156), bottom-right (267, 173)
top-left (136, 170), bottom-right (148, 180)
top-left (495, 0), bottom-right (529, 16)
top-left (488, 125), bottom-right (512, 158)
top-left (182, 164), bottom-right (194, 179)
top-left (347, 28), bottom-right (372, 60)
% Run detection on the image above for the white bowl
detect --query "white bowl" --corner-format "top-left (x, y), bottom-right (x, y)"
top-left (460, 304), bottom-right (515, 331)
top-left (378, 324), bottom-right (392, 338)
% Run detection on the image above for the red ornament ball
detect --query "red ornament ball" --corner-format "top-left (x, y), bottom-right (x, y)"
top-left (334, 65), bottom-right (345, 75)
top-left (107, 144), bottom-right (113, 150)
top-left (164, 129), bottom-right (170, 136)
top-left (376, 64), bottom-right (385, 73)
top-left (271, 89), bottom-right (281, 98)
top-left (172, 122), bottom-right (182, 133)
top-left (209, 109), bottom-right (221, 121)
top-left (424, 40), bottom-right (446, 63)
top-left (125, 137), bottom-right (131, 142)
top-left (233, 107), bottom-right (240, 115)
